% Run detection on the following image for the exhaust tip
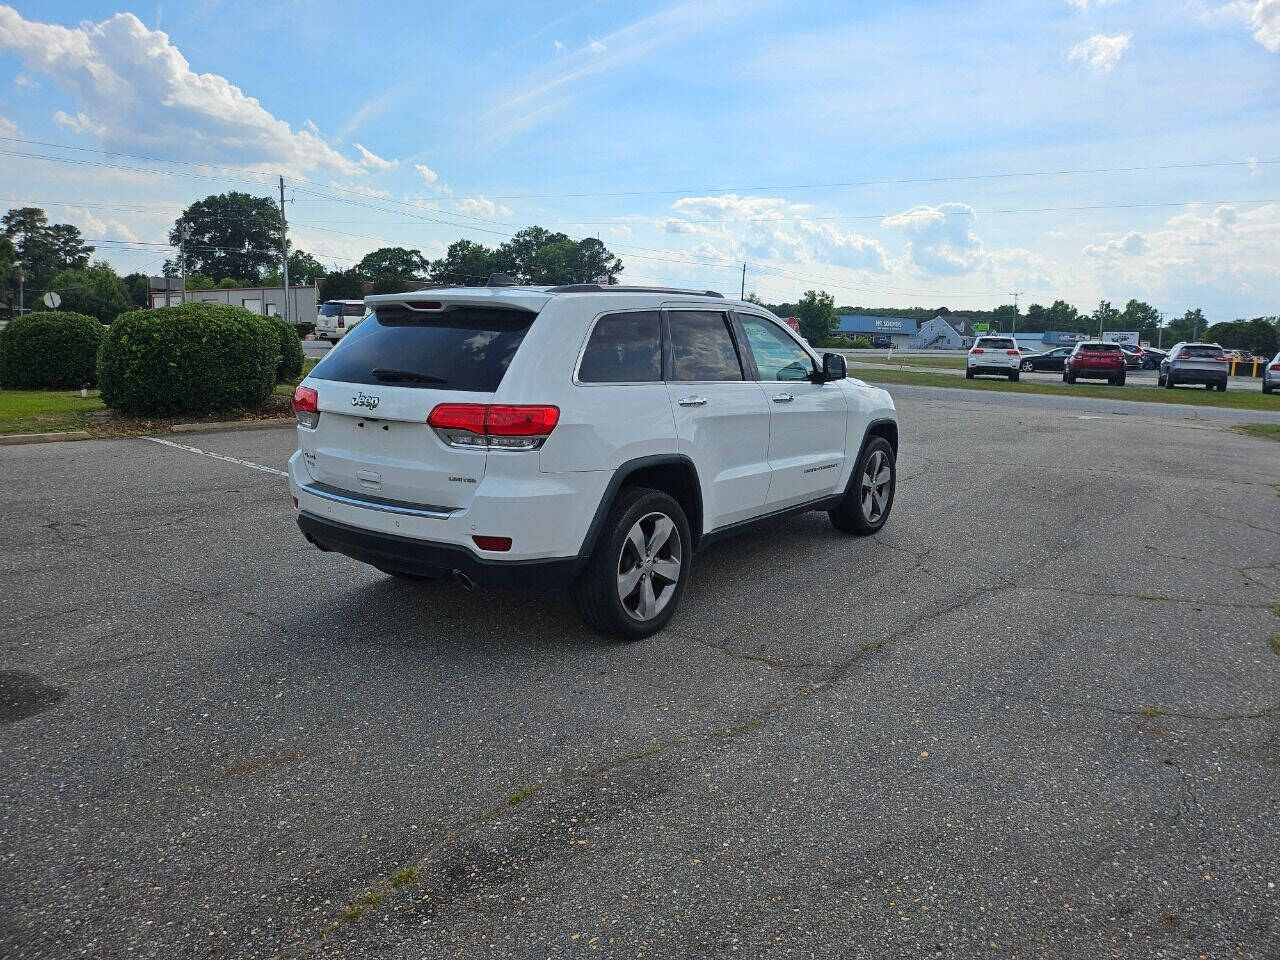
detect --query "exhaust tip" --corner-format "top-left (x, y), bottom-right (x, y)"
top-left (452, 569), bottom-right (476, 591)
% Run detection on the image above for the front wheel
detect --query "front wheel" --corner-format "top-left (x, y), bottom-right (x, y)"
top-left (572, 487), bottom-right (691, 641)
top-left (1021, 360), bottom-right (1034, 372)
top-left (830, 436), bottom-right (896, 536)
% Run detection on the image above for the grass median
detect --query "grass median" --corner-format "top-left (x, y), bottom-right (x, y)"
top-left (853, 365), bottom-right (1280, 412)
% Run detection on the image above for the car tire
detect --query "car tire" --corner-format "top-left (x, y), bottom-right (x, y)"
top-left (1157, 372), bottom-right (1165, 386)
top-left (1264, 381), bottom-right (1273, 394)
top-left (572, 487), bottom-right (691, 641)
top-left (1117, 373), bottom-right (1126, 386)
top-left (1217, 381), bottom-right (1228, 392)
top-left (1009, 371), bottom-right (1019, 382)
top-left (1164, 374), bottom-right (1176, 389)
top-left (1066, 372), bottom-right (1076, 384)
top-left (829, 436), bottom-right (896, 536)
top-left (965, 368), bottom-right (974, 379)
top-left (1021, 360), bottom-right (1033, 372)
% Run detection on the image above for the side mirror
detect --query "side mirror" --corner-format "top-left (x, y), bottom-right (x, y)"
top-left (821, 352), bottom-right (847, 381)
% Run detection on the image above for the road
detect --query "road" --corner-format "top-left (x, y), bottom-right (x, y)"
top-left (2, 390), bottom-right (1277, 958)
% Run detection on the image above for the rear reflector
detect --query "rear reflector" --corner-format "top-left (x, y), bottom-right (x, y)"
top-left (428, 403), bottom-right (559, 450)
top-left (472, 535), bottom-right (512, 552)
top-left (293, 385), bottom-right (319, 429)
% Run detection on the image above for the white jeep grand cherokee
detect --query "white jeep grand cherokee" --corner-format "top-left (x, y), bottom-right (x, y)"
top-left (289, 281), bottom-right (899, 640)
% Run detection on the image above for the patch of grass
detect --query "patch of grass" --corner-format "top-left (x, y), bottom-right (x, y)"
top-left (622, 746), bottom-right (662, 762)
top-left (389, 866), bottom-right (420, 888)
top-left (1233, 423), bottom-right (1280, 442)
top-left (854, 354), bottom-right (967, 370)
top-left (854, 366), bottom-right (1280, 411)
top-left (1138, 706), bottom-right (1168, 718)
top-left (1269, 635), bottom-right (1280, 657)
top-left (336, 889), bottom-right (384, 925)
top-left (507, 786), bottom-right (536, 806)
top-left (859, 640), bottom-right (885, 652)
top-left (0, 388), bottom-right (105, 435)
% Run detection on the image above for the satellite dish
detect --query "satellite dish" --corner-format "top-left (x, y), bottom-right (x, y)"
top-left (43, 291), bottom-right (61, 309)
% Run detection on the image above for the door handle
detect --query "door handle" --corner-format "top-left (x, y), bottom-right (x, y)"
top-left (677, 396), bottom-right (708, 407)
top-left (772, 393), bottom-right (794, 403)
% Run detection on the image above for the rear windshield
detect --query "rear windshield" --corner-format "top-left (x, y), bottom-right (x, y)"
top-left (1180, 345), bottom-right (1224, 359)
top-left (977, 338), bottom-right (1015, 349)
top-left (310, 305), bottom-right (537, 392)
top-left (319, 302), bottom-right (365, 318)
top-left (1079, 343), bottom-right (1121, 352)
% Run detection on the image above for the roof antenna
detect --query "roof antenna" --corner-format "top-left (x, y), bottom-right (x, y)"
top-left (486, 272), bottom-right (517, 287)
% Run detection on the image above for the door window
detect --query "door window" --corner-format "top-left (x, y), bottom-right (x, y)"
top-left (668, 311), bottom-right (743, 381)
top-left (738, 315), bottom-right (815, 381)
top-left (578, 311), bottom-right (662, 383)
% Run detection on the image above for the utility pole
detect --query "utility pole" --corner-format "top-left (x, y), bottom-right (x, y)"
top-left (740, 263), bottom-right (746, 300)
top-left (179, 219), bottom-right (190, 304)
top-left (1008, 290), bottom-right (1023, 336)
top-left (279, 175), bottom-right (290, 326)
top-left (1157, 311), bottom-right (1164, 350)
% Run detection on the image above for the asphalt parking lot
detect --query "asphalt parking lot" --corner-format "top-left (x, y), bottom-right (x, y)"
top-left (2, 386), bottom-right (1278, 959)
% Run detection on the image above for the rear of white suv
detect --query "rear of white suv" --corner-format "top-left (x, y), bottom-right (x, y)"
top-left (290, 284), bottom-right (899, 639)
top-left (966, 336), bottom-right (1021, 381)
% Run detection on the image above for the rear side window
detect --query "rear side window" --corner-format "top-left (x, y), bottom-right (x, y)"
top-left (578, 311), bottom-right (662, 383)
top-left (310, 305), bottom-right (536, 392)
top-left (668, 311), bottom-right (744, 381)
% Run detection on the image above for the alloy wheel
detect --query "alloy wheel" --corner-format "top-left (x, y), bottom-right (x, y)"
top-left (860, 450), bottom-right (892, 523)
top-left (616, 512), bottom-right (682, 621)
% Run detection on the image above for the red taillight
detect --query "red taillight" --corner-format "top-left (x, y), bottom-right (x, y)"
top-left (427, 403), bottom-right (560, 450)
top-left (293, 385), bottom-right (319, 428)
top-left (472, 535), bottom-right (512, 552)
top-left (427, 403), bottom-right (487, 434)
top-left (972, 348), bottom-right (985, 354)
top-left (1271, 364), bottom-right (1280, 372)
top-left (1005, 350), bottom-right (1019, 356)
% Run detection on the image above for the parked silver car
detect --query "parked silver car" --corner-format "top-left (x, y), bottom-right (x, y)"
top-left (1264, 351), bottom-right (1280, 395)
top-left (1158, 342), bottom-right (1229, 392)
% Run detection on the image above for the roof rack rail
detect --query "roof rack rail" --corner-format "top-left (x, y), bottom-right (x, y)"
top-left (545, 283), bottom-right (724, 298)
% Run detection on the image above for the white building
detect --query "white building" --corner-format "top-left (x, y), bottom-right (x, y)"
top-left (149, 280), bottom-right (318, 325)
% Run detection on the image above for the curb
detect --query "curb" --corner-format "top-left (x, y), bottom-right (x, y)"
top-left (0, 430), bottom-right (92, 446)
top-left (169, 418), bottom-right (294, 435)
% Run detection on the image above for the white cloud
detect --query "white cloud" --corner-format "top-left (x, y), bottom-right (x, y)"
top-left (1068, 33), bottom-right (1132, 72)
top-left (1084, 230), bottom-right (1147, 258)
top-left (52, 109), bottom-right (106, 137)
top-left (326, 180), bottom-right (391, 199)
top-left (0, 115), bottom-right (17, 136)
top-left (414, 163), bottom-right (439, 184)
top-left (354, 142), bottom-right (398, 171)
top-left (1213, 0), bottom-right (1280, 51)
top-left (664, 194), bottom-right (888, 272)
top-left (588, 37), bottom-right (607, 53)
top-left (14, 72), bottom-right (37, 89)
top-left (607, 225), bottom-right (632, 236)
top-left (455, 196), bottom-right (513, 218)
top-left (554, 39), bottom-right (564, 51)
top-left (0, 6), bottom-right (362, 175)
top-left (882, 202), bottom-right (988, 275)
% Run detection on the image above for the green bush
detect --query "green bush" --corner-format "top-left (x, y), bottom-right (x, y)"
top-left (846, 336), bottom-right (873, 349)
top-left (97, 302), bottom-right (280, 416)
top-left (0, 311), bottom-right (104, 389)
top-left (271, 318), bottom-right (305, 381)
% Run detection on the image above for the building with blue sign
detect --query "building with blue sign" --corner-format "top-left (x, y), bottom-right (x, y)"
top-left (834, 314), bottom-right (920, 348)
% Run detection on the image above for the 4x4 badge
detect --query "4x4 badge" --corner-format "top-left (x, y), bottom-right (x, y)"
top-left (351, 392), bottom-right (380, 410)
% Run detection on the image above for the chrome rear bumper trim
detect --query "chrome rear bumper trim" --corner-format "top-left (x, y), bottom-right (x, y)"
top-left (300, 482), bottom-right (457, 519)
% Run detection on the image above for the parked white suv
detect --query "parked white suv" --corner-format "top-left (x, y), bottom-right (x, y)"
top-left (289, 281), bottom-right (900, 639)
top-left (966, 336), bottom-right (1021, 381)
top-left (315, 299), bottom-right (368, 343)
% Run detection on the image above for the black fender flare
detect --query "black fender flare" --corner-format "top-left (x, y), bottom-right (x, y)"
top-left (575, 454), bottom-right (704, 558)
top-left (843, 418), bottom-right (899, 494)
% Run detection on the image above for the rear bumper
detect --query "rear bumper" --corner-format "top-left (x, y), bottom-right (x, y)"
top-left (968, 365), bottom-right (1017, 375)
top-left (297, 512), bottom-right (585, 589)
top-left (1169, 367), bottom-right (1227, 385)
top-left (1068, 365), bottom-right (1124, 378)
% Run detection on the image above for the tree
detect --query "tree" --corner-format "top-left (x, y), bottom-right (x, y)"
top-left (121, 272), bottom-right (151, 307)
top-left (319, 268), bottom-right (365, 302)
top-left (498, 226), bottom-right (565, 282)
top-left (186, 273), bottom-right (216, 291)
top-left (1119, 299), bottom-right (1161, 342)
top-left (170, 192), bottom-right (282, 282)
top-left (1042, 300), bottom-right (1080, 331)
top-left (795, 289), bottom-right (838, 344)
top-left (36, 262), bottom-right (131, 324)
top-left (0, 234), bottom-right (17, 312)
top-left (1202, 318), bottom-right (1278, 355)
top-left (2, 207), bottom-right (96, 294)
top-left (263, 249), bottom-right (328, 287)
top-left (1165, 308), bottom-right (1206, 344)
top-left (1090, 300), bottom-right (1121, 338)
top-left (356, 247), bottom-right (430, 292)
top-left (429, 239), bottom-right (503, 284)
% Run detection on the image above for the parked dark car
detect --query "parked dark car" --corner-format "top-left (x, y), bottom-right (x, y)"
top-left (1064, 341), bottom-right (1127, 385)
top-left (1118, 344), bottom-right (1145, 368)
top-left (1019, 346), bottom-right (1073, 372)
top-left (1141, 347), bottom-right (1167, 370)
top-left (869, 334), bottom-right (893, 349)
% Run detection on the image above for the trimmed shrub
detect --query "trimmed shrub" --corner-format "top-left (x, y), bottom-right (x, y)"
top-left (0, 311), bottom-right (104, 389)
top-left (271, 318), bottom-right (305, 381)
top-left (846, 336), bottom-right (873, 349)
top-left (97, 302), bottom-right (281, 417)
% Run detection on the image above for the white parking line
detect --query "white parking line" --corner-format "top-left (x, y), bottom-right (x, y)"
top-left (145, 437), bottom-right (288, 477)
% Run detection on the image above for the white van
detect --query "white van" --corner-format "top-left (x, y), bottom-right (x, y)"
top-left (315, 300), bottom-right (367, 343)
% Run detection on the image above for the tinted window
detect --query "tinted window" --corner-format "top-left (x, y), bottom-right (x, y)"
top-left (668, 311), bottom-right (743, 381)
top-left (978, 337), bottom-right (1015, 349)
top-left (738, 314), bottom-right (814, 381)
top-left (578, 311), bottom-right (662, 383)
top-left (310, 305), bottom-right (536, 392)
top-left (1080, 343), bottom-right (1121, 352)
top-left (1181, 345), bottom-right (1224, 358)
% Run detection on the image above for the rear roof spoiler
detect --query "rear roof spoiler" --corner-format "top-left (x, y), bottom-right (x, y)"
top-left (545, 283), bottom-right (724, 298)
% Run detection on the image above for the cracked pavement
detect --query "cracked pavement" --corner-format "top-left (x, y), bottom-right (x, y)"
top-left (2, 385), bottom-right (1278, 958)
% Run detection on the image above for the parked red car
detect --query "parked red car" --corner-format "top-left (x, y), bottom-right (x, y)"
top-left (1064, 341), bottom-right (1127, 386)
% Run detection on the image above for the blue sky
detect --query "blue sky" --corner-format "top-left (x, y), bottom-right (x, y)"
top-left (1, 0), bottom-right (1277, 319)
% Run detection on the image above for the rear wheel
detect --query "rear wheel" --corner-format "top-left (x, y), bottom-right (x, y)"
top-left (1164, 374), bottom-right (1176, 389)
top-left (830, 437), bottom-right (896, 536)
top-left (572, 487), bottom-right (690, 641)
top-left (965, 368), bottom-right (974, 379)
top-left (1264, 381), bottom-right (1274, 394)
top-left (1217, 381), bottom-right (1228, 392)
top-left (1021, 360), bottom-right (1034, 372)
top-left (1116, 373), bottom-right (1126, 386)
